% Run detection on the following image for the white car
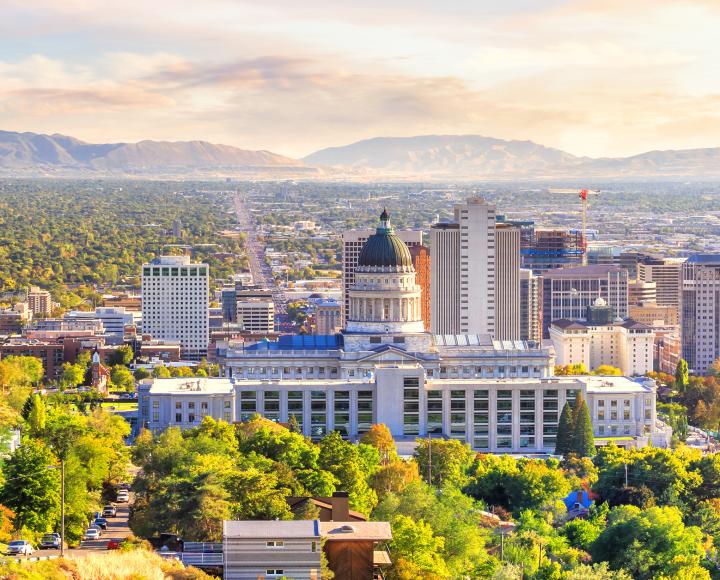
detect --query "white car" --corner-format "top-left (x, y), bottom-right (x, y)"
top-left (84, 528), bottom-right (101, 541)
top-left (7, 540), bottom-right (34, 556)
top-left (116, 492), bottom-right (129, 503)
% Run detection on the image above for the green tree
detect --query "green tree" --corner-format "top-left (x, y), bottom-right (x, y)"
top-left (388, 515), bottom-right (449, 579)
top-left (571, 394), bottom-right (595, 457)
top-left (110, 365), bottom-right (136, 392)
top-left (414, 438), bottom-right (474, 487)
top-left (675, 359), bottom-right (689, 393)
top-left (590, 505), bottom-right (708, 580)
top-left (152, 365), bottom-right (171, 379)
top-left (556, 402), bottom-right (574, 456)
top-left (109, 345), bottom-right (134, 367)
top-left (361, 424), bottom-right (396, 465)
top-left (27, 394), bottom-right (47, 437)
top-left (133, 367), bottom-right (151, 381)
top-left (60, 362), bottom-right (85, 389)
top-left (0, 439), bottom-right (60, 534)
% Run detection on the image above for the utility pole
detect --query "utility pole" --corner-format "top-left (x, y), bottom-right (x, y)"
top-left (624, 462), bottom-right (628, 487)
top-left (427, 435), bottom-right (432, 485)
top-left (61, 458), bottom-right (65, 557)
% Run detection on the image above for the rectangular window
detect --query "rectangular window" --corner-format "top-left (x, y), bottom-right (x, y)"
top-left (310, 391), bottom-right (327, 437)
top-left (473, 389), bottom-right (489, 449)
top-left (239, 391), bottom-right (257, 422)
top-left (264, 391), bottom-right (280, 422)
top-left (426, 389), bottom-right (443, 434)
top-left (403, 378), bottom-right (420, 436)
top-left (357, 390), bottom-right (373, 434)
top-left (266, 541), bottom-right (284, 548)
top-left (334, 390), bottom-right (350, 436)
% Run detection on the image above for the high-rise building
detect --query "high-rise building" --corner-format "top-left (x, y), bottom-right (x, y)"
top-left (495, 224), bottom-right (521, 340)
top-left (65, 307), bottom-right (134, 336)
top-left (541, 265), bottom-right (629, 337)
top-left (409, 245), bottom-right (431, 331)
top-left (628, 279), bottom-right (657, 306)
top-left (638, 256), bottom-right (684, 307)
top-left (681, 255), bottom-right (720, 374)
top-left (430, 222), bottom-right (460, 334)
top-left (521, 229), bottom-right (585, 274)
top-left (237, 299), bottom-right (275, 333)
top-left (27, 286), bottom-right (52, 316)
top-left (520, 269), bottom-right (542, 342)
top-left (221, 286), bottom-right (237, 322)
top-left (342, 227), bottom-right (422, 326)
top-left (315, 298), bottom-right (342, 335)
top-left (141, 256), bottom-right (209, 359)
top-left (455, 197), bottom-right (496, 335)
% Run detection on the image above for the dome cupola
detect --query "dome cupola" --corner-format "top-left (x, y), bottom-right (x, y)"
top-left (357, 210), bottom-right (414, 272)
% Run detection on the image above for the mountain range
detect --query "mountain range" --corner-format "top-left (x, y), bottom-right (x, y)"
top-left (2, 130), bottom-right (720, 179)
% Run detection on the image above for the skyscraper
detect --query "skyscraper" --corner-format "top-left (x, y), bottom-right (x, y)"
top-left (494, 224), bottom-right (521, 340)
top-left (520, 269), bottom-right (542, 342)
top-left (455, 197), bottom-right (496, 335)
top-left (141, 256), bottom-right (209, 359)
top-left (430, 222), bottom-right (460, 334)
top-left (681, 255), bottom-right (720, 374)
top-left (638, 256), bottom-right (684, 307)
top-left (540, 265), bottom-right (629, 337)
top-left (342, 227), bottom-right (422, 326)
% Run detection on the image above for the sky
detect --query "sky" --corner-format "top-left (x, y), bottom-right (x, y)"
top-left (1, 0), bottom-right (719, 158)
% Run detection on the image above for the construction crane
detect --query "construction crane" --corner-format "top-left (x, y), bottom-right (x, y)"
top-left (548, 188), bottom-right (600, 265)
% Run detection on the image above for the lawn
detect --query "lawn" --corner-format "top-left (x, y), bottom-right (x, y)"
top-left (101, 402), bottom-right (138, 412)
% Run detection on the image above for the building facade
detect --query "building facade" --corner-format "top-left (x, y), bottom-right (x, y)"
top-left (521, 229), bottom-right (584, 274)
top-left (495, 224), bottom-right (521, 340)
top-left (409, 244), bottom-right (431, 331)
top-left (27, 286), bottom-right (52, 316)
top-left (430, 221), bottom-right (460, 334)
top-left (638, 256), bottom-right (683, 307)
top-left (681, 255), bottom-right (720, 374)
top-left (141, 212), bottom-right (668, 452)
top-left (236, 299), bottom-right (275, 333)
top-left (520, 269), bottom-right (542, 343)
top-left (315, 299), bottom-right (342, 335)
top-left (541, 265), bottom-right (629, 337)
top-left (141, 256), bottom-right (210, 359)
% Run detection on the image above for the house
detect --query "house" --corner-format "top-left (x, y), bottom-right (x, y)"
top-left (223, 520), bottom-right (321, 580)
top-left (563, 490), bottom-right (594, 520)
top-left (223, 518), bottom-right (392, 580)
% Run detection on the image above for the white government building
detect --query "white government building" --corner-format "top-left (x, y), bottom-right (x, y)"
top-left (138, 212), bottom-right (670, 452)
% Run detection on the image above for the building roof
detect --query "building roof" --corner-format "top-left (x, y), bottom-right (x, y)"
top-left (550, 319), bottom-right (588, 331)
top-left (357, 211), bottom-right (414, 271)
top-left (541, 265), bottom-right (626, 278)
top-left (147, 377), bottom-right (234, 395)
top-left (319, 521), bottom-right (392, 541)
top-left (580, 376), bottom-right (655, 394)
top-left (550, 318), bottom-right (652, 331)
top-left (687, 254), bottom-right (720, 266)
top-left (224, 520), bottom-right (320, 539)
top-left (244, 334), bottom-right (342, 351)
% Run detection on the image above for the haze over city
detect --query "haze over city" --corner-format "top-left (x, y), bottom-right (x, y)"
top-left (2, 0), bottom-right (720, 157)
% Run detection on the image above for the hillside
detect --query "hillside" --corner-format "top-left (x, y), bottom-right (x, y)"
top-left (304, 135), bottom-right (720, 179)
top-left (0, 130), bottom-right (304, 175)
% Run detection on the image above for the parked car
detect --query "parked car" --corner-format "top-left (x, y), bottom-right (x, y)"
top-left (103, 504), bottom-right (117, 517)
top-left (116, 491), bottom-right (129, 503)
top-left (88, 524), bottom-right (102, 536)
top-left (84, 528), bottom-right (101, 541)
top-left (93, 518), bottom-right (108, 530)
top-left (106, 539), bottom-right (121, 550)
top-left (39, 533), bottom-right (61, 550)
top-left (7, 540), bottom-right (34, 556)
top-left (118, 482), bottom-right (131, 490)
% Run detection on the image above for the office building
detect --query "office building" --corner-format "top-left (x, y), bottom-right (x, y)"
top-left (521, 229), bottom-right (584, 274)
top-left (628, 279), bottom-right (657, 306)
top-left (220, 286), bottom-right (237, 322)
top-left (638, 256), bottom-right (684, 307)
top-left (409, 244), bottom-right (431, 331)
top-left (102, 293), bottom-right (142, 312)
top-left (456, 197), bottom-right (496, 336)
top-left (495, 224), bottom-right (521, 340)
top-left (141, 256), bottom-right (209, 360)
top-left (342, 226), bottom-right (422, 326)
top-left (65, 307), bottom-right (134, 336)
top-left (520, 269), bottom-right (542, 343)
top-left (549, 301), bottom-right (654, 376)
top-left (681, 255), bottom-right (720, 374)
top-left (0, 338), bottom-right (64, 380)
top-left (315, 298), bottom-right (342, 335)
top-left (629, 303), bottom-right (679, 327)
top-left (236, 299), bottom-right (275, 334)
top-left (0, 303), bottom-right (32, 335)
top-left (141, 212), bottom-right (669, 452)
top-left (27, 286), bottom-right (52, 316)
top-left (541, 265), bottom-right (629, 337)
top-left (430, 221), bottom-right (460, 334)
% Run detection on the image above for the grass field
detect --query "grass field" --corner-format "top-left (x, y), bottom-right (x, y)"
top-left (101, 402), bottom-right (138, 412)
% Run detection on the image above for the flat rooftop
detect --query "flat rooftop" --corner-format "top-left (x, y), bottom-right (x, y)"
top-left (147, 377), bottom-right (234, 395)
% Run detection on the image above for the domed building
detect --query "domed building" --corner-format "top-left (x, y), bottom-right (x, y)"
top-left (139, 212), bottom-right (668, 454)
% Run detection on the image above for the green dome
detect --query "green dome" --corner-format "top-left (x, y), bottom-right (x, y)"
top-left (357, 210), bottom-right (414, 270)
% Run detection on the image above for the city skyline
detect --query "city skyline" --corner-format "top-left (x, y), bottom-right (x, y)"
top-left (2, 0), bottom-right (720, 158)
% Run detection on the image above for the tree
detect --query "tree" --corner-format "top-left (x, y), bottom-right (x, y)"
top-left (571, 394), bottom-right (595, 457)
top-left (134, 367), bottom-right (151, 381)
top-left (593, 365), bottom-right (622, 376)
top-left (152, 366), bottom-right (171, 379)
top-left (590, 505), bottom-right (708, 580)
top-left (675, 359), bottom-right (689, 393)
top-left (27, 394), bottom-right (47, 437)
top-left (361, 424), bottom-right (396, 465)
top-left (287, 414), bottom-right (301, 434)
top-left (556, 402), bottom-right (574, 456)
top-left (110, 365), bottom-right (136, 392)
top-left (388, 515), bottom-right (449, 579)
top-left (0, 439), bottom-right (60, 534)
top-left (60, 362), bottom-right (85, 389)
top-left (414, 438), bottom-right (474, 487)
top-left (109, 345), bottom-right (134, 367)
top-left (371, 460), bottom-right (421, 497)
